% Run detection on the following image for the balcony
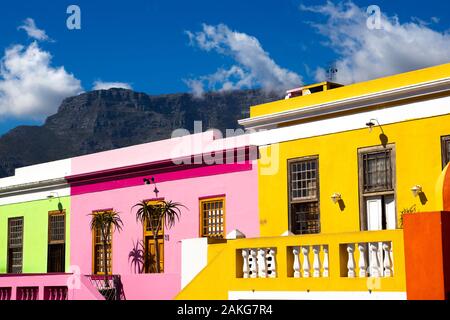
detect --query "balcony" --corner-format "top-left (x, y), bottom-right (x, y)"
top-left (177, 229), bottom-right (406, 300)
top-left (87, 275), bottom-right (124, 300)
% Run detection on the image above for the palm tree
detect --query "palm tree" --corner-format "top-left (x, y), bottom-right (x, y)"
top-left (132, 200), bottom-right (185, 273)
top-left (89, 210), bottom-right (123, 287)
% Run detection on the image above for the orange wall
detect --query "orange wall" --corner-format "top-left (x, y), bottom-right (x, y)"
top-left (403, 211), bottom-right (450, 300)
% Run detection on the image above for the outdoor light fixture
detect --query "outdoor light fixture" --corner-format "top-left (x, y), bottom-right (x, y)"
top-left (366, 119), bottom-right (381, 132)
top-left (411, 185), bottom-right (423, 197)
top-left (331, 193), bottom-right (342, 204)
top-left (47, 192), bottom-right (63, 211)
top-left (144, 177), bottom-right (159, 197)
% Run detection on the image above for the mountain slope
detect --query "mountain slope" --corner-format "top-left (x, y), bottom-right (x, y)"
top-left (0, 88), bottom-right (281, 178)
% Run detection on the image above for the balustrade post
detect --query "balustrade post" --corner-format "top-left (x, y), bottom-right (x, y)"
top-left (382, 242), bottom-right (393, 277)
top-left (267, 248), bottom-right (277, 278)
top-left (323, 245), bottom-right (329, 277)
top-left (358, 243), bottom-right (367, 278)
top-left (369, 243), bottom-right (381, 278)
top-left (257, 248), bottom-right (267, 278)
top-left (302, 246), bottom-right (311, 278)
top-left (347, 244), bottom-right (356, 278)
top-left (249, 249), bottom-right (258, 278)
top-left (313, 245), bottom-right (321, 278)
top-left (242, 249), bottom-right (249, 278)
top-left (293, 247), bottom-right (301, 278)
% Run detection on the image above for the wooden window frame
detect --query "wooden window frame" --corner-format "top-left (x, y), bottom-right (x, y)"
top-left (91, 210), bottom-right (113, 275)
top-left (358, 144), bottom-right (397, 231)
top-left (7, 217), bottom-right (24, 274)
top-left (47, 210), bottom-right (66, 273)
top-left (143, 200), bottom-right (165, 274)
top-left (199, 196), bottom-right (226, 239)
top-left (441, 135), bottom-right (450, 169)
top-left (287, 156), bottom-right (320, 235)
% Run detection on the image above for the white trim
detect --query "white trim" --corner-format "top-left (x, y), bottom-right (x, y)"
top-left (248, 95), bottom-right (450, 147)
top-left (228, 290), bottom-right (407, 300)
top-left (240, 77), bottom-right (450, 130)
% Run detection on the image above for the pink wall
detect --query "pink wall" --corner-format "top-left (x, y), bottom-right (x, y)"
top-left (70, 161), bottom-right (259, 299)
top-left (0, 273), bottom-right (103, 300)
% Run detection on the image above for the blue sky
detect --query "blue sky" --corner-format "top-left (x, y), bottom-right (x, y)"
top-left (0, 0), bottom-right (449, 134)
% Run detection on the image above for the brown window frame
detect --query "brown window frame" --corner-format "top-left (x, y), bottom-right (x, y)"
top-left (288, 156), bottom-right (321, 235)
top-left (47, 210), bottom-right (66, 273)
top-left (441, 135), bottom-right (450, 169)
top-left (7, 217), bottom-right (24, 274)
top-left (358, 144), bottom-right (396, 231)
top-left (91, 210), bottom-right (113, 275)
top-left (199, 197), bottom-right (226, 239)
top-left (143, 200), bottom-right (165, 274)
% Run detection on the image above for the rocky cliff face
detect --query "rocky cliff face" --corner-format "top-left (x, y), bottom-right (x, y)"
top-left (0, 88), bottom-right (281, 177)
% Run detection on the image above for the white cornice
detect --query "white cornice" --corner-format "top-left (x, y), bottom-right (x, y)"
top-left (0, 178), bottom-right (68, 198)
top-left (239, 77), bottom-right (450, 130)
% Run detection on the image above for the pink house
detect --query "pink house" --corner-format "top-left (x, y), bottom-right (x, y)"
top-left (68, 132), bottom-right (259, 299)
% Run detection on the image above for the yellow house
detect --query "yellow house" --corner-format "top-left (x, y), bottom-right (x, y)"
top-left (177, 63), bottom-right (450, 300)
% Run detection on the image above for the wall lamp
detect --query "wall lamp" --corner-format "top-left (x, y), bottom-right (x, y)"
top-left (143, 177), bottom-right (159, 197)
top-left (411, 185), bottom-right (423, 197)
top-left (331, 193), bottom-right (342, 204)
top-left (366, 119), bottom-right (381, 133)
top-left (47, 192), bottom-right (63, 211)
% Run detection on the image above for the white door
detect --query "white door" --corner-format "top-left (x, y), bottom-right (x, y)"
top-left (366, 197), bottom-right (382, 231)
top-left (385, 195), bottom-right (396, 230)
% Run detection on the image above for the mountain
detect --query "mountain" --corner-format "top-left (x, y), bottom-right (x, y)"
top-left (0, 88), bottom-right (281, 178)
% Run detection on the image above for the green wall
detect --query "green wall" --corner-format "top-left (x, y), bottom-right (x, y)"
top-left (0, 196), bottom-right (70, 273)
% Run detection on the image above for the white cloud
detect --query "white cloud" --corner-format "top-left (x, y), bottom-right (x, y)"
top-left (185, 23), bottom-right (302, 96)
top-left (18, 18), bottom-right (51, 41)
top-left (0, 42), bottom-right (82, 120)
top-left (301, 1), bottom-right (450, 84)
top-left (92, 81), bottom-right (133, 90)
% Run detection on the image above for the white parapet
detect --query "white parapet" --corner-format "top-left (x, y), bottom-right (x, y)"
top-left (181, 237), bottom-right (209, 289)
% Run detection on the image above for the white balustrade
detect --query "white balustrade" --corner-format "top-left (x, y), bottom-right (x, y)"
top-left (323, 246), bottom-right (329, 277)
top-left (267, 248), bottom-right (277, 278)
top-left (382, 242), bottom-right (393, 277)
top-left (249, 249), bottom-right (258, 278)
top-left (292, 247), bottom-right (301, 278)
top-left (347, 244), bottom-right (356, 278)
top-left (358, 243), bottom-right (367, 278)
top-left (257, 248), bottom-right (267, 278)
top-left (302, 246), bottom-right (311, 278)
top-left (242, 249), bottom-right (249, 278)
top-left (369, 243), bottom-right (381, 278)
top-left (241, 248), bottom-right (276, 279)
top-left (313, 246), bottom-right (321, 278)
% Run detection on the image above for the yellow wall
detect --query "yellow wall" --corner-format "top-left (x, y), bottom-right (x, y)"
top-left (258, 114), bottom-right (450, 237)
top-left (250, 63), bottom-right (450, 118)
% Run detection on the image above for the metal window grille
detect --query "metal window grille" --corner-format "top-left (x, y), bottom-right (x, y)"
top-left (362, 150), bottom-right (392, 193)
top-left (290, 202), bottom-right (321, 234)
top-left (201, 199), bottom-right (225, 238)
top-left (290, 159), bottom-right (318, 201)
top-left (49, 214), bottom-right (65, 243)
top-left (8, 218), bottom-right (23, 274)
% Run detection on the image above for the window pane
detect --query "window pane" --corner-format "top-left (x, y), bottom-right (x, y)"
top-left (363, 150), bottom-right (392, 192)
top-left (201, 198), bottom-right (225, 238)
top-left (8, 218), bottom-right (23, 274)
top-left (290, 159), bottom-right (318, 201)
top-left (49, 214), bottom-right (65, 243)
top-left (290, 202), bottom-right (320, 234)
